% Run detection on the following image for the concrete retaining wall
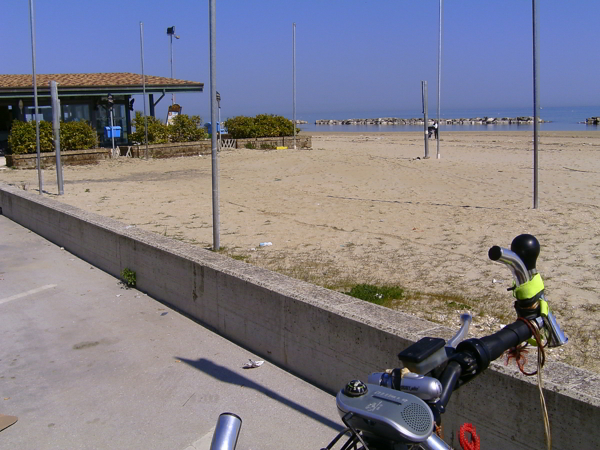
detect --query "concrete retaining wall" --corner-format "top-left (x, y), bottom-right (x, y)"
top-left (6, 136), bottom-right (312, 168)
top-left (1, 183), bottom-right (598, 450)
top-left (6, 148), bottom-right (111, 168)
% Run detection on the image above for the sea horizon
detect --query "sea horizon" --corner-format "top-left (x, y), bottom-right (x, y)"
top-left (294, 105), bottom-right (600, 133)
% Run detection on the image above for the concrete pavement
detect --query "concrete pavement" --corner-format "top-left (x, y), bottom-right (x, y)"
top-left (0, 215), bottom-right (342, 449)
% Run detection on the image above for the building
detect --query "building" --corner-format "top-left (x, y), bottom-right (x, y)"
top-left (0, 73), bottom-right (204, 151)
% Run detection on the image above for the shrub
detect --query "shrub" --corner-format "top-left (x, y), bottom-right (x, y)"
top-left (224, 114), bottom-right (299, 139)
top-left (130, 111), bottom-right (169, 144)
top-left (168, 114), bottom-right (207, 142)
top-left (224, 115), bottom-right (257, 139)
top-left (60, 121), bottom-right (97, 150)
top-left (7, 120), bottom-right (53, 155)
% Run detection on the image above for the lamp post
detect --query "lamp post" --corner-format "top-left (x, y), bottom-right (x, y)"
top-left (216, 91), bottom-right (221, 149)
top-left (167, 26), bottom-right (180, 105)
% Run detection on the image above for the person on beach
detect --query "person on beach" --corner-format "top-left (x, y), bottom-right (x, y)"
top-left (428, 121), bottom-right (438, 139)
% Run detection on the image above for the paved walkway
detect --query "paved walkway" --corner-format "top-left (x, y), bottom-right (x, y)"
top-left (0, 215), bottom-right (342, 449)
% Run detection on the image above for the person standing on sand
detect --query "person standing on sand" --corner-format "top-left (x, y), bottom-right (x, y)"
top-left (428, 121), bottom-right (438, 139)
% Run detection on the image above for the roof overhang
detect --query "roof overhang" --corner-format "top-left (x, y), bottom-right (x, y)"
top-left (0, 85), bottom-right (203, 99)
top-left (0, 73), bottom-right (204, 100)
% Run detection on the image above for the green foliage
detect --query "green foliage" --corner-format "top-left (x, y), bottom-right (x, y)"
top-left (130, 112), bottom-right (207, 144)
top-left (60, 120), bottom-right (97, 150)
top-left (169, 114), bottom-right (207, 142)
top-left (7, 120), bottom-right (53, 155)
top-left (244, 141), bottom-right (256, 149)
top-left (345, 284), bottom-right (404, 306)
top-left (224, 116), bottom-right (256, 139)
top-left (224, 114), bottom-right (299, 139)
top-left (130, 111), bottom-right (169, 144)
top-left (121, 268), bottom-right (137, 288)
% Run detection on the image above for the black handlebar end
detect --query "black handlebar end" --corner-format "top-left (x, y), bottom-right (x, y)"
top-left (488, 246), bottom-right (502, 261)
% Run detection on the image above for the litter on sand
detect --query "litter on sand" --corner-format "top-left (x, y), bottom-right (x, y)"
top-left (243, 359), bottom-right (264, 369)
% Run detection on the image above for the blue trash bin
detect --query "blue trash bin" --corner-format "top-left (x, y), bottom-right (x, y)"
top-left (104, 126), bottom-right (122, 139)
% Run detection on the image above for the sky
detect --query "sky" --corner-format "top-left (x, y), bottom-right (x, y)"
top-left (3, 1), bottom-right (600, 122)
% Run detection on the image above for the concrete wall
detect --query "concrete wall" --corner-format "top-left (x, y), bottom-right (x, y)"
top-left (1, 183), bottom-right (599, 450)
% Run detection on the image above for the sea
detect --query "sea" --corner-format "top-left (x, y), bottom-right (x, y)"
top-left (295, 106), bottom-right (600, 133)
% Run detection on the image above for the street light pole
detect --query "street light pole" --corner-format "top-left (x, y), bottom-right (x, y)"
top-left (532, 0), bottom-right (540, 209)
top-left (293, 22), bottom-right (297, 150)
top-left (209, 0), bottom-right (220, 251)
top-left (28, 0), bottom-right (43, 194)
top-left (167, 26), bottom-right (180, 105)
top-left (436, 0), bottom-right (443, 160)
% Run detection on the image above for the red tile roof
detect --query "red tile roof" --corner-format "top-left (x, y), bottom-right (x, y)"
top-left (0, 73), bottom-right (202, 88)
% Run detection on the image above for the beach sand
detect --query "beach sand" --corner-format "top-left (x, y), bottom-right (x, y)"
top-left (2, 130), bottom-right (599, 373)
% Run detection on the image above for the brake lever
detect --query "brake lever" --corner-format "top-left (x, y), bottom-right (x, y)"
top-left (446, 313), bottom-right (472, 349)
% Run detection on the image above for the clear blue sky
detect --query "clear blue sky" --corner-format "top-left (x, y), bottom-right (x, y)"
top-left (3, 1), bottom-right (599, 122)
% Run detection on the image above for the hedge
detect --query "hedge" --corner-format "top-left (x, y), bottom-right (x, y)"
top-left (223, 114), bottom-right (299, 139)
top-left (7, 120), bottom-right (97, 155)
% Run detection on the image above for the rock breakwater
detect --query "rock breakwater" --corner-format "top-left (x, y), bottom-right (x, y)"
top-left (315, 116), bottom-right (548, 126)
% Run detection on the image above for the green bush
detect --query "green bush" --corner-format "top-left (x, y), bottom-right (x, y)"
top-left (224, 115), bottom-right (256, 139)
top-left (7, 120), bottom-right (53, 155)
top-left (169, 114), bottom-right (207, 142)
top-left (224, 114), bottom-right (299, 139)
top-left (60, 121), bottom-right (97, 150)
top-left (130, 111), bottom-right (169, 144)
top-left (130, 112), bottom-right (207, 144)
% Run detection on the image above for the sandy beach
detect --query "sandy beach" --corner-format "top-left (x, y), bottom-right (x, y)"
top-left (2, 130), bottom-right (599, 373)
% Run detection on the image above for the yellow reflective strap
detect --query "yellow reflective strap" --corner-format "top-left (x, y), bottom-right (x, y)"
top-left (513, 273), bottom-right (545, 300)
top-left (540, 299), bottom-right (549, 317)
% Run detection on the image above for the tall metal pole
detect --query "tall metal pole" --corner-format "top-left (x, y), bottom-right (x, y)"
top-left (532, 0), bottom-right (540, 209)
top-left (170, 33), bottom-right (174, 105)
top-left (210, 0), bottom-right (220, 250)
top-left (217, 91), bottom-right (221, 150)
top-left (50, 81), bottom-right (64, 195)
top-left (109, 105), bottom-right (116, 156)
top-left (293, 22), bottom-right (297, 150)
top-left (140, 22), bottom-right (148, 160)
top-left (436, 0), bottom-right (443, 160)
top-left (29, 0), bottom-right (43, 194)
top-left (422, 81), bottom-right (430, 159)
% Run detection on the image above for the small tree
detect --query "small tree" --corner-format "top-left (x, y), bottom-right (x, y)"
top-left (168, 114), bottom-right (207, 142)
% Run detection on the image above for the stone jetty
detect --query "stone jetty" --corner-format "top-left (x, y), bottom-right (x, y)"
top-left (315, 116), bottom-right (548, 126)
top-left (586, 117), bottom-right (599, 125)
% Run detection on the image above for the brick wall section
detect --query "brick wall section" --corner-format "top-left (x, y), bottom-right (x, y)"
top-left (6, 149), bottom-right (111, 169)
top-left (6, 136), bottom-right (313, 168)
top-left (235, 136), bottom-right (311, 149)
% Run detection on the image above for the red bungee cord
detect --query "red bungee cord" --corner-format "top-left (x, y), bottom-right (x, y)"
top-left (459, 423), bottom-right (480, 450)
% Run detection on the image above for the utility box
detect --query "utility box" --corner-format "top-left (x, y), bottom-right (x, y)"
top-left (104, 126), bottom-right (121, 138)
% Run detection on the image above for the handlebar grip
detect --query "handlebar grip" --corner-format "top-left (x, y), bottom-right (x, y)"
top-left (480, 320), bottom-right (532, 361)
top-left (456, 320), bottom-right (532, 372)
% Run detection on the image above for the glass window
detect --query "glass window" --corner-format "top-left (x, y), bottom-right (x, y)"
top-left (25, 106), bottom-right (52, 122)
top-left (62, 104), bottom-right (90, 123)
